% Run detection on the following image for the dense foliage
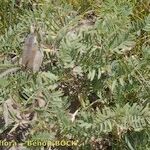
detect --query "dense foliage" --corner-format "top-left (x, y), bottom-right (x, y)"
top-left (0, 0), bottom-right (150, 149)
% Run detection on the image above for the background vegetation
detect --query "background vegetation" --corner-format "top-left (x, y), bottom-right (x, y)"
top-left (0, 0), bottom-right (150, 149)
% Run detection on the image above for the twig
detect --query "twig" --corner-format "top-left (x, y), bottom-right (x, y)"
top-left (0, 67), bottom-right (20, 78)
